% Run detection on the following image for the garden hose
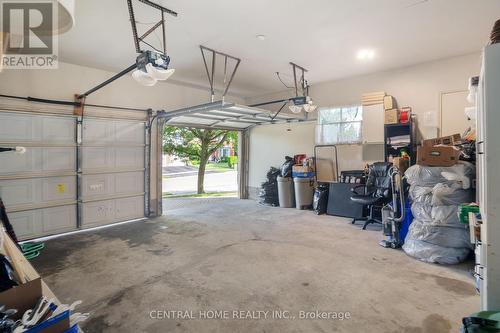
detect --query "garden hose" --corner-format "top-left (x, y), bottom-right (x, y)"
top-left (21, 242), bottom-right (44, 260)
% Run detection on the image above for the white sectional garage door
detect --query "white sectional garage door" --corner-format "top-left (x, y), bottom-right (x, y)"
top-left (80, 118), bottom-right (145, 228)
top-left (0, 108), bottom-right (147, 240)
top-left (0, 112), bottom-right (78, 239)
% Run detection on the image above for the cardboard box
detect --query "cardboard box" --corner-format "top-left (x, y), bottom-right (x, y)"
top-left (0, 278), bottom-right (42, 320)
top-left (292, 165), bottom-right (313, 173)
top-left (383, 95), bottom-right (397, 110)
top-left (385, 109), bottom-right (399, 124)
top-left (392, 157), bottom-right (410, 174)
top-left (0, 280), bottom-right (71, 333)
top-left (422, 133), bottom-right (462, 147)
top-left (417, 145), bottom-right (461, 167)
top-left (0, 233), bottom-right (70, 332)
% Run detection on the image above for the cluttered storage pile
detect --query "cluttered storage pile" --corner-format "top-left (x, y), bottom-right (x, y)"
top-left (402, 161), bottom-right (475, 264)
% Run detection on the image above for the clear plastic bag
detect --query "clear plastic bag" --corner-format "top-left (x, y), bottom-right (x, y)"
top-left (402, 239), bottom-right (471, 264)
top-left (403, 217), bottom-right (472, 264)
top-left (404, 162), bottom-right (475, 187)
top-left (411, 203), bottom-right (461, 225)
top-left (409, 185), bottom-right (433, 205)
top-left (404, 219), bottom-right (471, 248)
top-left (409, 183), bottom-right (472, 206)
top-left (403, 162), bottom-right (475, 264)
top-left (431, 183), bottom-right (473, 206)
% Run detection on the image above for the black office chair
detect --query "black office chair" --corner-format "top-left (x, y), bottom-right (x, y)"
top-left (350, 162), bottom-right (393, 230)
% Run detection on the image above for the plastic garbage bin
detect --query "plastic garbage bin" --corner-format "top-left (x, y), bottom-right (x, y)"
top-left (277, 176), bottom-right (295, 208)
top-left (293, 177), bottom-right (314, 210)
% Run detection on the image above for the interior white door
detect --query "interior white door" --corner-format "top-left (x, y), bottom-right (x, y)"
top-left (440, 90), bottom-right (474, 136)
top-left (361, 104), bottom-right (384, 143)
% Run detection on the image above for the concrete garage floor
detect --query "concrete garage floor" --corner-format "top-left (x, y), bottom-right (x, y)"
top-left (32, 197), bottom-right (479, 332)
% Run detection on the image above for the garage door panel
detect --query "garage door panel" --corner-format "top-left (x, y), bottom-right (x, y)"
top-left (9, 205), bottom-right (76, 240)
top-left (41, 117), bottom-right (75, 142)
top-left (82, 172), bottom-right (143, 200)
top-left (82, 147), bottom-right (113, 170)
top-left (115, 171), bottom-right (144, 194)
top-left (115, 121), bottom-right (144, 144)
top-left (42, 176), bottom-right (76, 201)
top-left (81, 174), bottom-right (114, 199)
top-left (0, 179), bottom-right (37, 206)
top-left (0, 113), bottom-right (40, 142)
top-left (115, 147), bottom-right (144, 169)
top-left (0, 148), bottom-right (38, 174)
top-left (83, 119), bottom-right (113, 143)
top-left (82, 200), bottom-right (115, 227)
top-left (115, 196), bottom-right (144, 220)
top-left (42, 148), bottom-right (76, 171)
top-left (0, 147), bottom-right (75, 174)
top-left (41, 205), bottom-right (76, 233)
top-left (0, 113), bottom-right (75, 143)
top-left (9, 211), bottom-right (36, 239)
top-left (0, 176), bottom-right (75, 208)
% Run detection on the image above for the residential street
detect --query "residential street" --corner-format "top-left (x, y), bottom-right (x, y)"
top-left (163, 165), bottom-right (237, 195)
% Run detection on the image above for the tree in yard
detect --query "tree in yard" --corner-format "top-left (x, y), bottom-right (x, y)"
top-left (163, 126), bottom-right (235, 194)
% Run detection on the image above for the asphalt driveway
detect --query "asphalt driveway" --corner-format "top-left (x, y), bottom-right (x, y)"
top-left (163, 165), bottom-right (237, 195)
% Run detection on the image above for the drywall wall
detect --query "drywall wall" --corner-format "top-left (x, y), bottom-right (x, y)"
top-left (0, 61), bottom-right (243, 213)
top-left (249, 121), bottom-right (316, 184)
top-left (247, 53), bottom-right (481, 192)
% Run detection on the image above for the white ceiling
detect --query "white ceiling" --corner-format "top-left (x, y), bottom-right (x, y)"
top-left (59, 0), bottom-right (500, 98)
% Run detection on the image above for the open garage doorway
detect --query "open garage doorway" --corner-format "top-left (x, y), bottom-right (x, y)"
top-left (155, 99), bottom-right (301, 215)
top-left (161, 125), bottom-right (241, 213)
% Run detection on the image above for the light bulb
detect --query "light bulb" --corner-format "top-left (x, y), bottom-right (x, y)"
top-left (132, 69), bottom-right (157, 86)
top-left (303, 102), bottom-right (317, 113)
top-left (146, 63), bottom-right (175, 80)
top-left (289, 105), bottom-right (302, 114)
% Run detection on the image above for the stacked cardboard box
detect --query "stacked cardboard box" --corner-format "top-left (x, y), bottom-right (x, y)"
top-left (384, 109), bottom-right (399, 124)
top-left (417, 133), bottom-right (462, 167)
top-left (362, 91), bottom-right (386, 106)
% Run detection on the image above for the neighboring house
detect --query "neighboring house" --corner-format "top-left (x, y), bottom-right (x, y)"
top-left (210, 143), bottom-right (235, 162)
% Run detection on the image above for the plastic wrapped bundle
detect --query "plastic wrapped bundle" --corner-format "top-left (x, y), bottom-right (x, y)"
top-left (404, 219), bottom-right (471, 249)
top-left (409, 184), bottom-right (473, 207)
top-left (402, 239), bottom-right (471, 264)
top-left (411, 203), bottom-right (460, 225)
top-left (402, 162), bottom-right (475, 264)
top-left (405, 161), bottom-right (475, 188)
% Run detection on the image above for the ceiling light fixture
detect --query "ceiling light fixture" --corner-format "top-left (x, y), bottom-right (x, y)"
top-left (357, 49), bottom-right (375, 60)
top-left (256, 34), bottom-right (266, 41)
top-left (132, 50), bottom-right (175, 86)
top-left (76, 0), bottom-right (178, 103)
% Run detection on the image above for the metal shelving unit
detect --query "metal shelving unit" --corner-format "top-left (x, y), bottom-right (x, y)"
top-left (383, 116), bottom-right (417, 165)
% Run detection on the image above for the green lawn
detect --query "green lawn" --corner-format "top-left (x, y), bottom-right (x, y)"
top-left (190, 162), bottom-right (236, 171)
top-left (206, 162), bottom-right (237, 170)
top-left (163, 191), bottom-right (237, 198)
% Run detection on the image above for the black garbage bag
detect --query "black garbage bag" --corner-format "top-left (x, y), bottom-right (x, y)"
top-left (280, 156), bottom-right (295, 178)
top-left (313, 184), bottom-right (329, 215)
top-left (259, 167), bottom-right (280, 206)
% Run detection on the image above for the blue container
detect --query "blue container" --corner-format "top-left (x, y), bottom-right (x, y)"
top-left (400, 199), bottom-right (413, 243)
top-left (292, 171), bottom-right (315, 178)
